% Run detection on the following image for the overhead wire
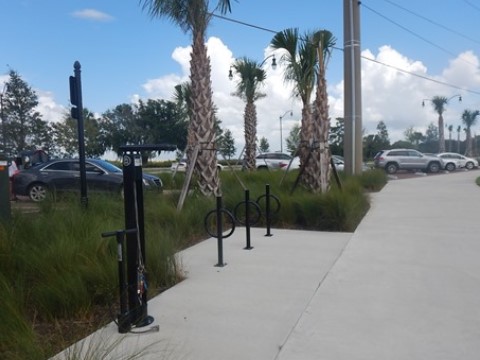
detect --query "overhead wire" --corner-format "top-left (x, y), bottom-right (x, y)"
top-left (360, 2), bottom-right (478, 68)
top-left (380, 0), bottom-right (480, 46)
top-left (463, 0), bottom-right (480, 13)
top-left (210, 12), bottom-right (479, 95)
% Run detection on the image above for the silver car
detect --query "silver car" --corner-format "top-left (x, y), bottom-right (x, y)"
top-left (436, 152), bottom-right (479, 171)
top-left (373, 149), bottom-right (443, 174)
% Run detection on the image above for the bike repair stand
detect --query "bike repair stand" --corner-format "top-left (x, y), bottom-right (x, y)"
top-left (119, 144), bottom-right (176, 331)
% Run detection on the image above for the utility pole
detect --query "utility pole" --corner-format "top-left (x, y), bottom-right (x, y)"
top-left (343, 0), bottom-right (363, 175)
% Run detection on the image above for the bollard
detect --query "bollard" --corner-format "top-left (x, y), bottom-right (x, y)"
top-left (204, 197), bottom-right (235, 266)
top-left (256, 184), bottom-right (281, 237)
top-left (233, 189), bottom-right (261, 250)
top-left (244, 190), bottom-right (253, 249)
top-left (265, 184), bottom-right (272, 237)
top-left (215, 196), bottom-right (225, 267)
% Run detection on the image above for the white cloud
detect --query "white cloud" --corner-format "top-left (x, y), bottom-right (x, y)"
top-left (356, 46), bottom-right (480, 143)
top-left (71, 9), bottom-right (114, 22)
top-left (36, 90), bottom-right (66, 123)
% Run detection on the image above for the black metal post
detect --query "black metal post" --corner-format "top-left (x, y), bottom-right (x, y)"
top-left (122, 152), bottom-right (153, 328)
top-left (70, 61), bottom-right (88, 207)
top-left (115, 230), bottom-right (129, 332)
top-left (265, 184), bottom-right (273, 237)
top-left (215, 195), bottom-right (225, 267)
top-left (244, 189), bottom-right (253, 250)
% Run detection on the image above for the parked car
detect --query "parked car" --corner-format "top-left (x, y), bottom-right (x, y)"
top-left (256, 152), bottom-right (296, 170)
top-left (171, 159), bottom-right (224, 172)
top-left (373, 149), bottom-right (443, 174)
top-left (13, 159), bottom-right (163, 202)
top-left (436, 152), bottom-right (479, 171)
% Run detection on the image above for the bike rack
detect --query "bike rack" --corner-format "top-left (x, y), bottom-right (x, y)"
top-left (204, 195), bottom-right (235, 267)
top-left (256, 184), bottom-right (281, 237)
top-left (234, 189), bottom-right (261, 250)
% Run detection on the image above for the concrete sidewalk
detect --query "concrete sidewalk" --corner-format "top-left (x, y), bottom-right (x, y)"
top-left (54, 170), bottom-right (480, 360)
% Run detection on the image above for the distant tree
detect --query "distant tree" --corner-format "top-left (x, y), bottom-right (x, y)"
top-left (329, 117), bottom-right (344, 156)
top-left (103, 99), bottom-right (187, 163)
top-left (419, 122), bottom-right (440, 153)
top-left (391, 140), bottom-right (414, 149)
top-left (404, 127), bottom-right (425, 147)
top-left (286, 124), bottom-right (301, 156)
top-left (259, 137), bottom-right (269, 153)
top-left (462, 109), bottom-right (480, 156)
top-left (376, 121), bottom-right (390, 146)
top-left (52, 109), bottom-right (107, 158)
top-left (137, 98), bottom-right (188, 150)
top-left (102, 103), bottom-right (136, 157)
top-left (425, 123), bottom-right (438, 143)
top-left (363, 121), bottom-right (391, 159)
top-left (218, 129), bottom-right (236, 160)
top-left (2, 69), bottom-right (44, 156)
top-left (51, 116), bottom-right (77, 157)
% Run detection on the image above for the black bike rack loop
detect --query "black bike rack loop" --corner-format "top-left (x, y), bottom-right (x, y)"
top-left (204, 196), bottom-right (235, 267)
top-left (233, 189), bottom-right (261, 250)
top-left (256, 184), bottom-right (281, 237)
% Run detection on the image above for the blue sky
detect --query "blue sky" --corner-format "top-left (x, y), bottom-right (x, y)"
top-left (1, 0), bottom-right (480, 157)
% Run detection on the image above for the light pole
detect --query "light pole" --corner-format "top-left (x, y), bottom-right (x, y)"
top-left (279, 110), bottom-right (293, 153)
top-left (0, 83), bottom-right (7, 153)
top-left (422, 94), bottom-right (462, 107)
top-left (228, 54), bottom-right (277, 80)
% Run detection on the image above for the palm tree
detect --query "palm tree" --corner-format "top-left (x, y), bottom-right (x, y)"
top-left (140, 0), bottom-right (233, 196)
top-left (429, 96), bottom-right (449, 153)
top-left (461, 109), bottom-right (480, 156)
top-left (271, 28), bottom-right (335, 191)
top-left (427, 95), bottom-right (461, 153)
top-left (230, 57), bottom-right (267, 170)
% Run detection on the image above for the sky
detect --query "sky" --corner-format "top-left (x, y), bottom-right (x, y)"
top-left (1, 0), bottom-right (480, 159)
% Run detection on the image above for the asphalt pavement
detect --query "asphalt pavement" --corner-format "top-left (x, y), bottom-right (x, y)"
top-left (52, 169), bottom-right (480, 360)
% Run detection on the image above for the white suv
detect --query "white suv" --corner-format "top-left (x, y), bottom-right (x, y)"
top-left (374, 149), bottom-right (443, 174)
top-left (255, 152), bottom-right (295, 170)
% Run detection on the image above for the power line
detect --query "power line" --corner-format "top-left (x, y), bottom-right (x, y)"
top-left (210, 12), bottom-right (480, 96)
top-left (360, 2), bottom-right (478, 69)
top-left (463, 0), bottom-right (480, 13)
top-left (381, 0), bottom-right (480, 46)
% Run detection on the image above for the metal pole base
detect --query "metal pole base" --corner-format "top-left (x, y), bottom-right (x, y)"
top-left (134, 315), bottom-right (155, 328)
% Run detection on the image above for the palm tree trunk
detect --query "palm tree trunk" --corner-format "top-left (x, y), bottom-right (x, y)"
top-left (315, 46), bottom-right (331, 194)
top-left (438, 114), bottom-right (445, 153)
top-left (299, 105), bottom-right (315, 188)
top-left (190, 28), bottom-right (220, 196)
top-left (244, 101), bottom-right (257, 170)
top-left (466, 128), bottom-right (472, 156)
